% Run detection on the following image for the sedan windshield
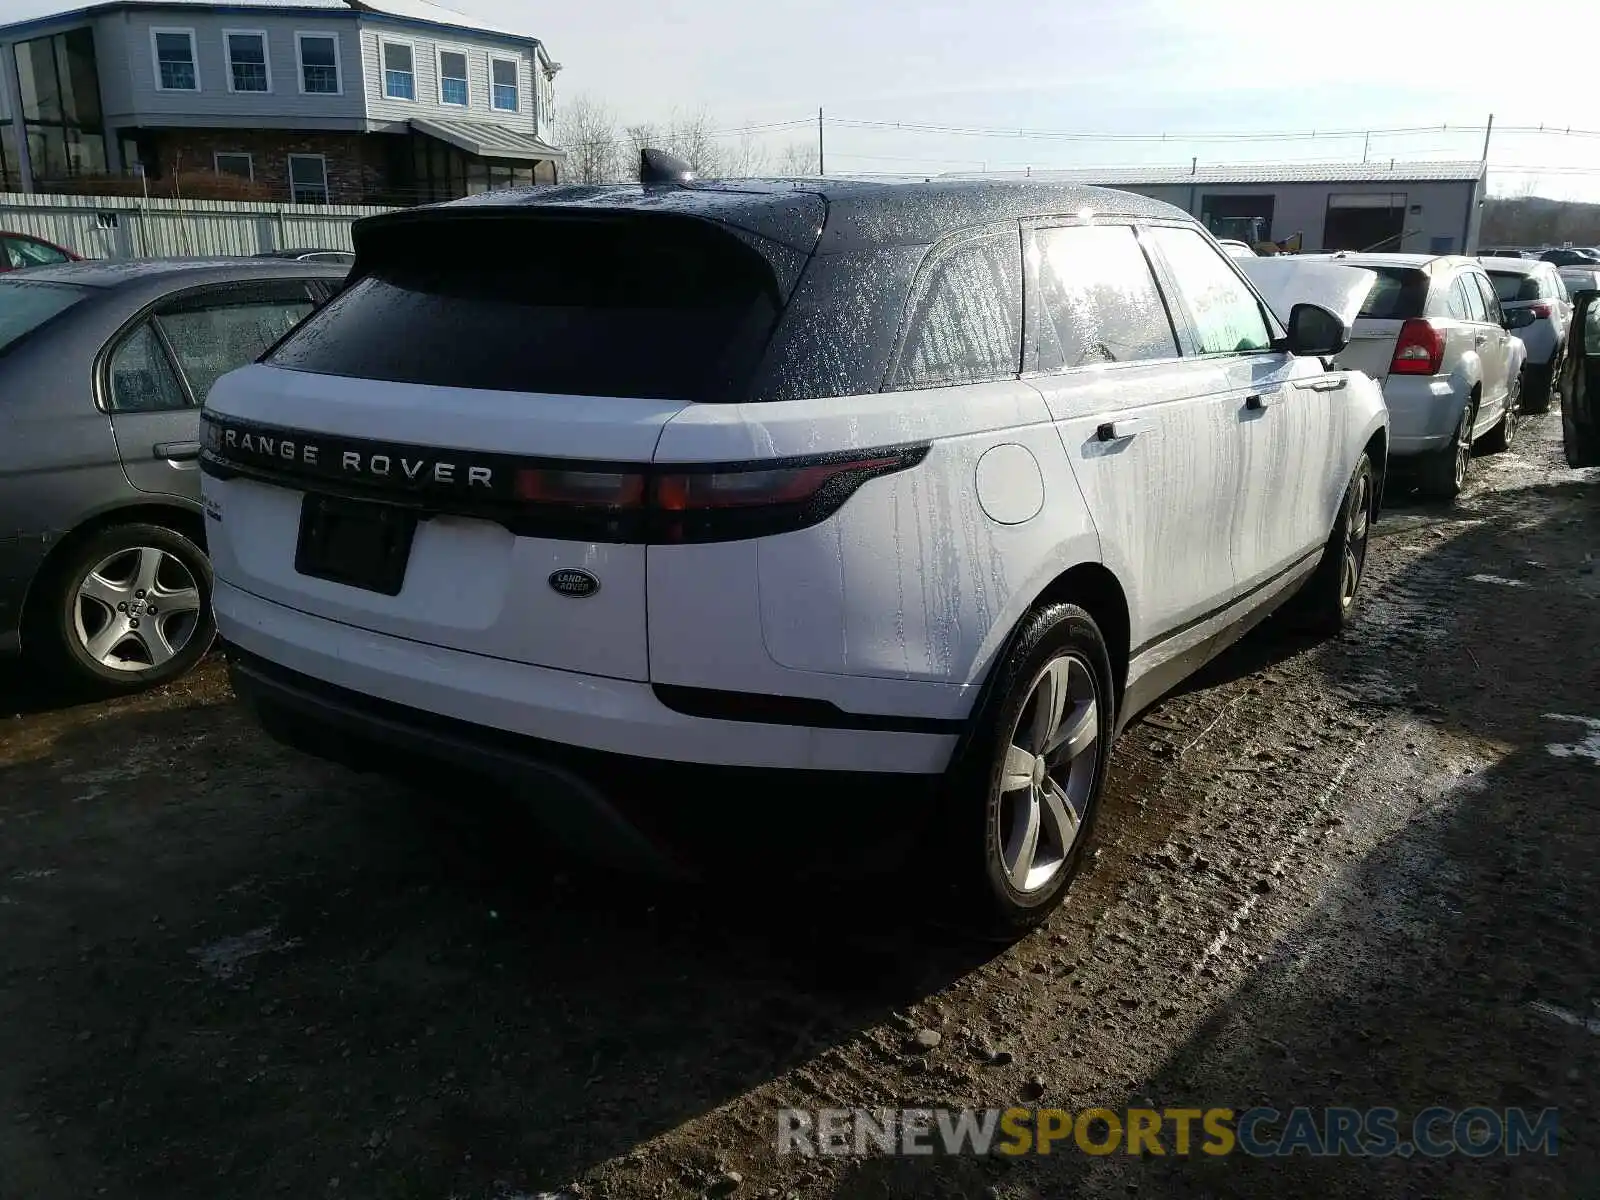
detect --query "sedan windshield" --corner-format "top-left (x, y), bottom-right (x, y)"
top-left (0, 279), bottom-right (88, 357)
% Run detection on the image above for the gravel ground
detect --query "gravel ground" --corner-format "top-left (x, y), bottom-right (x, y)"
top-left (1, 412), bottom-right (1597, 1200)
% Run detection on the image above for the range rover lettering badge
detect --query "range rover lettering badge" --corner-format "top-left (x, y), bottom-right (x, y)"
top-left (548, 569), bottom-right (600, 598)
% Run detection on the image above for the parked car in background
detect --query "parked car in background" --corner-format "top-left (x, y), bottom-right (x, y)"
top-left (1482, 256), bottom-right (1572, 412)
top-left (0, 258), bottom-right (346, 693)
top-left (1313, 252), bottom-right (1524, 499)
top-left (200, 173), bottom-right (1387, 934)
top-left (1560, 285), bottom-right (1600, 468)
top-left (1, 232), bottom-right (80, 271)
top-left (1539, 247), bottom-right (1600, 267)
top-left (1559, 266), bottom-right (1600, 299)
top-left (253, 249), bottom-right (356, 265)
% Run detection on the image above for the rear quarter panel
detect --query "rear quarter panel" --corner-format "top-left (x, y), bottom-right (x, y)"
top-left (649, 383), bottom-right (1103, 704)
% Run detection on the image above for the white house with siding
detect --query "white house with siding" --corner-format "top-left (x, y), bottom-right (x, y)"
top-left (0, 0), bottom-right (564, 204)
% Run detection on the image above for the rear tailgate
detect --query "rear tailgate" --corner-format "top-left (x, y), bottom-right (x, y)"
top-left (202, 206), bottom-right (808, 682)
top-left (1330, 264), bottom-right (1432, 383)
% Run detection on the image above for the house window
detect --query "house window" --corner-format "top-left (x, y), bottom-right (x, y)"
top-left (288, 153), bottom-right (328, 203)
top-left (296, 32), bottom-right (341, 95)
top-left (438, 49), bottom-right (468, 106)
top-left (225, 31), bottom-right (270, 93)
top-left (382, 41), bottom-right (415, 101)
top-left (214, 152), bottom-right (253, 180)
top-left (152, 28), bottom-right (198, 92)
top-left (491, 58), bottom-right (518, 112)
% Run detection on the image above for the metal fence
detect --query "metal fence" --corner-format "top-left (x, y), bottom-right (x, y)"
top-left (0, 192), bottom-right (397, 260)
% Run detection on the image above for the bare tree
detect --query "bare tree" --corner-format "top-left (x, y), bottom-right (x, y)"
top-left (661, 110), bottom-right (724, 177)
top-left (621, 123), bottom-right (660, 180)
top-left (720, 130), bottom-right (771, 179)
top-left (774, 141), bottom-right (820, 176)
top-left (556, 93), bottom-right (620, 184)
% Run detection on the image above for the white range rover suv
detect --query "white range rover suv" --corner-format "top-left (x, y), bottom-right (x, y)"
top-left (200, 172), bottom-right (1389, 934)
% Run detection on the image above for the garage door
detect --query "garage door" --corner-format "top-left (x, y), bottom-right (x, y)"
top-left (1324, 192), bottom-right (1408, 253)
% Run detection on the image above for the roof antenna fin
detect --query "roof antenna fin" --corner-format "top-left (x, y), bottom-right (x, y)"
top-left (640, 148), bottom-right (694, 187)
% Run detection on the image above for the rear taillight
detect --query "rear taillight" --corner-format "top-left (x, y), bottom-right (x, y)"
top-left (1529, 302), bottom-right (1553, 320)
top-left (1390, 318), bottom-right (1445, 376)
top-left (513, 448), bottom-right (927, 543)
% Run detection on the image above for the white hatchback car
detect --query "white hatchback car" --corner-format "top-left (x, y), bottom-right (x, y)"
top-left (200, 173), bottom-right (1388, 934)
top-left (1312, 252), bottom-right (1525, 499)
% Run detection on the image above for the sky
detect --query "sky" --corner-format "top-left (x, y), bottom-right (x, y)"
top-left (3, 0), bottom-right (1599, 199)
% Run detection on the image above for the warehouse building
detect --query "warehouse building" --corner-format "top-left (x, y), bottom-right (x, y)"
top-left (963, 160), bottom-right (1487, 255)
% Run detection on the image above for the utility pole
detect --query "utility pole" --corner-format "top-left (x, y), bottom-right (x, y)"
top-left (1363, 130), bottom-right (1370, 163)
top-left (817, 106), bottom-right (825, 176)
top-left (1480, 112), bottom-right (1494, 163)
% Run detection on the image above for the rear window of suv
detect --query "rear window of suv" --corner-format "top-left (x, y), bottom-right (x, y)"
top-left (1488, 271), bottom-right (1545, 304)
top-left (0, 279), bottom-right (88, 357)
top-left (268, 215), bottom-right (781, 402)
top-left (1356, 267), bottom-right (1429, 319)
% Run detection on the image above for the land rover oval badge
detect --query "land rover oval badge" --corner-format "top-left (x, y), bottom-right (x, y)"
top-left (548, 568), bottom-right (600, 598)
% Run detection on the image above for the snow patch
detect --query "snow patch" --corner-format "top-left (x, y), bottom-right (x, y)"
top-left (1544, 714), bottom-right (1600, 764)
top-left (189, 925), bottom-right (303, 980)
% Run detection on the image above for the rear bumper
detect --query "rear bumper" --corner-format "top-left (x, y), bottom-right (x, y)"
top-left (214, 579), bottom-right (958, 776)
top-left (1381, 374), bottom-right (1467, 456)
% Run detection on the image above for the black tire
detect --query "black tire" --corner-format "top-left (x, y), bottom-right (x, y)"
top-left (1521, 360), bottom-right (1554, 414)
top-left (1417, 398), bottom-right (1474, 501)
top-left (32, 522), bottom-right (214, 695)
top-left (1477, 375), bottom-right (1519, 454)
top-left (938, 603), bottom-right (1116, 938)
top-left (1286, 453), bottom-right (1374, 635)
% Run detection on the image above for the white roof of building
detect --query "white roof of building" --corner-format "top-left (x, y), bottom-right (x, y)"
top-left (1, 0), bottom-right (539, 41)
top-left (944, 160), bottom-right (1486, 186)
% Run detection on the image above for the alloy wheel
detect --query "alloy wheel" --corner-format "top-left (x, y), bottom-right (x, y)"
top-left (73, 546), bottom-right (203, 673)
top-left (995, 654), bottom-right (1099, 895)
top-left (1453, 407), bottom-right (1472, 489)
top-left (1340, 468), bottom-right (1371, 610)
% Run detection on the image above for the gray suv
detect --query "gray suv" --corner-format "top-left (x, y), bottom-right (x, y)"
top-left (0, 258), bottom-right (345, 692)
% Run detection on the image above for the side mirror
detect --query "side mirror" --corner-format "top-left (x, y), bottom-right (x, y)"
top-left (1503, 308), bottom-right (1537, 331)
top-left (1286, 302), bottom-right (1350, 358)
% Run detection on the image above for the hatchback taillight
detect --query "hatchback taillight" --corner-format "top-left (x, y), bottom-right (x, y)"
top-left (1529, 302), bottom-right (1554, 320)
top-left (1390, 319), bottom-right (1445, 376)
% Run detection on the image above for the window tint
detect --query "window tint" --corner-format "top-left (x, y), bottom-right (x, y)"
top-left (157, 297), bottom-right (313, 404)
top-left (108, 323), bottom-right (188, 412)
top-left (270, 216), bottom-right (781, 402)
top-left (1032, 224), bottom-right (1177, 372)
top-left (1145, 225), bottom-right (1272, 354)
top-left (1357, 267), bottom-right (1429, 319)
top-left (0, 279), bottom-right (87, 356)
top-left (893, 230), bottom-right (1022, 390)
top-left (1472, 273), bottom-right (1503, 324)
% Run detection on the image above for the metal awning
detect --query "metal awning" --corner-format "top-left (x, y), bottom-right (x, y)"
top-left (409, 116), bottom-right (566, 161)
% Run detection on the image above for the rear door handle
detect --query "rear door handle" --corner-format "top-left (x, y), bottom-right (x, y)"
top-left (1095, 418), bottom-right (1149, 441)
top-left (1294, 377), bottom-right (1347, 392)
top-left (154, 440), bottom-right (201, 462)
top-left (1245, 391), bottom-right (1282, 410)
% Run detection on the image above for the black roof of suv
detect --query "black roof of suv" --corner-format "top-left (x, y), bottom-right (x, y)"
top-left (354, 178), bottom-right (1188, 255)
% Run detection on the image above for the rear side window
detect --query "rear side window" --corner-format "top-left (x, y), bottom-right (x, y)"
top-left (270, 216), bottom-right (781, 402)
top-left (1143, 225), bottom-right (1272, 354)
top-left (1031, 224), bottom-right (1178, 372)
top-left (0, 279), bottom-right (87, 356)
top-left (1356, 268), bottom-right (1429, 319)
top-left (108, 323), bottom-right (189, 412)
top-left (892, 228), bottom-right (1022, 390)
